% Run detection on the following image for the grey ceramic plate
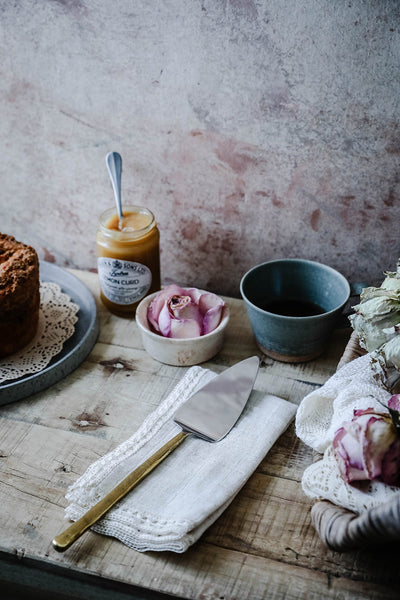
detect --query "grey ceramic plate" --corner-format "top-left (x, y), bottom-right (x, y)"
top-left (0, 262), bottom-right (99, 406)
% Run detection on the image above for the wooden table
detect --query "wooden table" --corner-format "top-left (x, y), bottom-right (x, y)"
top-left (0, 269), bottom-right (399, 600)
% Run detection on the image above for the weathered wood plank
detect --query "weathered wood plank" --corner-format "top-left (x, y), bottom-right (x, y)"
top-left (0, 268), bottom-right (396, 600)
top-left (259, 422), bottom-right (314, 480)
top-left (204, 470), bottom-right (400, 585)
top-left (1, 412), bottom-right (397, 598)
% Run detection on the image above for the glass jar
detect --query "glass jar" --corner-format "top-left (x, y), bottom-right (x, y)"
top-left (96, 205), bottom-right (160, 317)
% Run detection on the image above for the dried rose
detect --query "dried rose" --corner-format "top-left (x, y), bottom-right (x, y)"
top-left (333, 408), bottom-right (400, 486)
top-left (388, 393), bottom-right (400, 412)
top-left (147, 284), bottom-right (225, 339)
top-left (387, 394), bottom-right (400, 434)
top-left (349, 260), bottom-right (400, 391)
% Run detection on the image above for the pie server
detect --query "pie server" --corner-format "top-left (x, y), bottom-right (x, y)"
top-left (52, 355), bottom-right (259, 551)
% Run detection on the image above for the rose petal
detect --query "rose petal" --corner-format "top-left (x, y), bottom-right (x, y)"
top-left (381, 438), bottom-right (400, 485)
top-left (176, 303), bottom-right (202, 322)
top-left (168, 295), bottom-right (192, 313)
top-left (169, 297), bottom-right (202, 324)
top-left (333, 408), bottom-right (400, 485)
top-left (147, 285), bottom-right (185, 331)
top-left (333, 426), bottom-right (367, 482)
top-left (146, 285), bottom-right (225, 339)
top-left (199, 293), bottom-right (225, 334)
top-left (203, 305), bottom-right (224, 335)
top-left (361, 416), bottom-right (386, 480)
top-left (184, 288), bottom-right (203, 304)
top-left (388, 394), bottom-right (400, 412)
top-left (363, 415), bottom-right (397, 480)
top-left (353, 408), bottom-right (380, 418)
top-left (198, 292), bottom-right (224, 315)
top-left (332, 427), bottom-right (349, 480)
top-left (157, 302), bottom-right (172, 337)
top-left (170, 318), bottom-right (202, 339)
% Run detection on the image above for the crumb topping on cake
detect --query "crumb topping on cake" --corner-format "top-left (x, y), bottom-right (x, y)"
top-left (0, 233), bottom-right (39, 310)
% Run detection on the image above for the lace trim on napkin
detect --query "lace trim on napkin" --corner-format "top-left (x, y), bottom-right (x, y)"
top-left (67, 366), bottom-right (211, 514)
top-left (0, 282), bottom-right (79, 383)
top-left (296, 353), bottom-right (399, 514)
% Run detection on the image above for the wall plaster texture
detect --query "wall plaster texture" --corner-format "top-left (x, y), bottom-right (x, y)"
top-left (0, 0), bottom-right (399, 297)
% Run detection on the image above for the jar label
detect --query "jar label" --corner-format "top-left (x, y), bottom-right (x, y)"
top-left (98, 257), bottom-right (152, 305)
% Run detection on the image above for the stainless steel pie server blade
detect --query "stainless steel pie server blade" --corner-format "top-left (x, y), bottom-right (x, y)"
top-left (52, 356), bottom-right (259, 552)
top-left (174, 355), bottom-right (259, 441)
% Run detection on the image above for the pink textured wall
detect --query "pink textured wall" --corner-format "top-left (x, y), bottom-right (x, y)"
top-left (1, 1), bottom-right (399, 296)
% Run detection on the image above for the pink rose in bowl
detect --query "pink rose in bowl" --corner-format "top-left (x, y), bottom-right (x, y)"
top-left (333, 407), bottom-right (400, 486)
top-left (147, 284), bottom-right (226, 339)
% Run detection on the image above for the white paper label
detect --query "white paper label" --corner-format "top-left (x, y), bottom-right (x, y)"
top-left (98, 257), bottom-right (152, 305)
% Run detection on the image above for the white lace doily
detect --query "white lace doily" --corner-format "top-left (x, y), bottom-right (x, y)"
top-left (0, 282), bottom-right (79, 383)
top-left (296, 353), bottom-right (399, 514)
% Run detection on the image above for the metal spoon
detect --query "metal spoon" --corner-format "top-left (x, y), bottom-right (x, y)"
top-left (105, 151), bottom-right (123, 228)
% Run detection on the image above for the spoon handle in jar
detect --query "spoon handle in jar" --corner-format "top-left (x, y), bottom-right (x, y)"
top-left (105, 151), bottom-right (123, 222)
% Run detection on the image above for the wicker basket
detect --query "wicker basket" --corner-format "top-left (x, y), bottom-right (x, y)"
top-left (311, 331), bottom-right (400, 551)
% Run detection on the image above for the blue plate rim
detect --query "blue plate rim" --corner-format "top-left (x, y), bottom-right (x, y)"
top-left (0, 262), bottom-right (99, 405)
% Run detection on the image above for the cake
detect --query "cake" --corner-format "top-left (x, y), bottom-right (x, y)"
top-left (0, 234), bottom-right (40, 358)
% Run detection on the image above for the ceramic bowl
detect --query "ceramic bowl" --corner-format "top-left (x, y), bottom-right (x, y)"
top-left (135, 291), bottom-right (230, 366)
top-left (240, 258), bottom-right (350, 363)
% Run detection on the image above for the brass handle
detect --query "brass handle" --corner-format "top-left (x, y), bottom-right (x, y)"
top-left (52, 430), bottom-right (189, 552)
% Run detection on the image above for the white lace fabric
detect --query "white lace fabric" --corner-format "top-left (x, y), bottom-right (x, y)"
top-left (296, 353), bottom-right (399, 514)
top-left (65, 367), bottom-right (297, 553)
top-left (0, 282), bottom-right (79, 383)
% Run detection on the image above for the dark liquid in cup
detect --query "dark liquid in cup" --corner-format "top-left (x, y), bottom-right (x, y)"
top-left (262, 299), bottom-right (326, 317)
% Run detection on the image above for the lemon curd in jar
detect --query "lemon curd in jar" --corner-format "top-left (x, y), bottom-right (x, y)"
top-left (96, 205), bottom-right (160, 316)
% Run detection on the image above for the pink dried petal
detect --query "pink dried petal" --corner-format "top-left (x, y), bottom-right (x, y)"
top-left (147, 285), bottom-right (185, 331)
top-left (333, 426), bottom-right (367, 482)
top-left (388, 394), bottom-right (400, 412)
top-left (332, 427), bottom-right (350, 480)
top-left (157, 302), bottom-right (172, 337)
top-left (147, 302), bottom-right (161, 332)
top-left (184, 287), bottom-right (203, 304)
top-left (333, 407), bottom-right (400, 486)
top-left (353, 407), bottom-right (388, 418)
top-left (362, 414), bottom-right (397, 480)
top-left (170, 318), bottom-right (202, 339)
top-left (169, 296), bottom-right (202, 322)
top-left (361, 416), bottom-right (386, 480)
top-left (167, 296), bottom-right (203, 335)
top-left (381, 438), bottom-right (400, 486)
top-left (203, 305), bottom-right (224, 335)
top-left (168, 294), bottom-right (192, 313)
top-left (147, 285), bottom-right (225, 339)
top-left (199, 293), bottom-right (225, 334)
top-left (199, 292), bottom-right (224, 313)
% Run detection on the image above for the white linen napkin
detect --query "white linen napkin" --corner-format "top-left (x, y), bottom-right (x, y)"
top-left (296, 353), bottom-right (399, 514)
top-left (65, 365), bottom-right (296, 552)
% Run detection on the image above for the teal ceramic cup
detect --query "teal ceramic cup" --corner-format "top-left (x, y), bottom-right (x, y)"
top-left (240, 259), bottom-right (350, 363)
